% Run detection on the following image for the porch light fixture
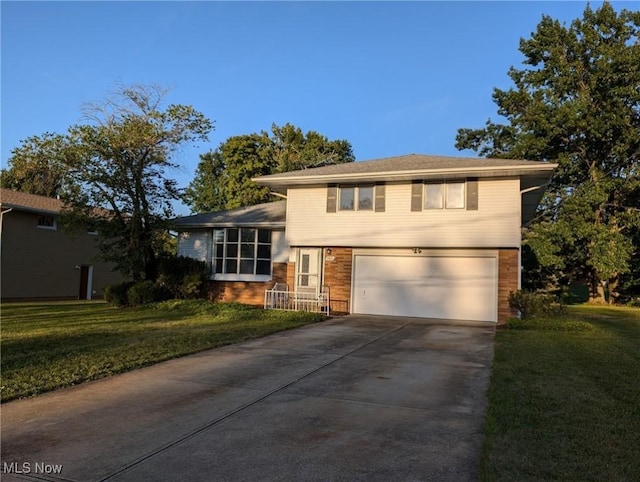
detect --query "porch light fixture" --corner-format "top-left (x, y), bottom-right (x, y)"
top-left (326, 248), bottom-right (332, 255)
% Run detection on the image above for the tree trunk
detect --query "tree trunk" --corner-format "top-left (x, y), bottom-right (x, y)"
top-left (587, 272), bottom-right (607, 304)
top-left (608, 276), bottom-right (619, 305)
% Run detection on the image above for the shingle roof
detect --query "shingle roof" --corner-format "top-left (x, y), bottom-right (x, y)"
top-left (254, 153), bottom-right (556, 188)
top-left (172, 201), bottom-right (286, 229)
top-left (0, 188), bottom-right (66, 214)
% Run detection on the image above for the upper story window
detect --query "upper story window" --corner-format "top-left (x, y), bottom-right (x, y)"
top-left (412, 180), bottom-right (478, 211)
top-left (37, 215), bottom-right (57, 230)
top-left (425, 182), bottom-right (465, 209)
top-left (327, 185), bottom-right (385, 212)
top-left (213, 228), bottom-right (271, 277)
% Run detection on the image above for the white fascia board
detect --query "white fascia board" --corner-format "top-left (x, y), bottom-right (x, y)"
top-left (254, 164), bottom-right (558, 187)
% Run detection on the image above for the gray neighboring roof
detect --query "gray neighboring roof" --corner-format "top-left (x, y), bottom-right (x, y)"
top-left (253, 153), bottom-right (556, 188)
top-left (172, 201), bottom-right (286, 229)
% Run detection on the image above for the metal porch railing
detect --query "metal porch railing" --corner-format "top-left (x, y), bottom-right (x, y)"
top-left (264, 283), bottom-right (330, 315)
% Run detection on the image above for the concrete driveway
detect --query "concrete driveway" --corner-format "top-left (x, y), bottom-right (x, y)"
top-left (1, 315), bottom-right (495, 482)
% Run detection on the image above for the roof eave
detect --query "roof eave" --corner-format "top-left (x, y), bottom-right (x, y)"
top-left (254, 164), bottom-right (558, 188)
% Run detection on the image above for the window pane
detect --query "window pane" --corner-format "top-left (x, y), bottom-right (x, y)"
top-left (446, 183), bottom-right (465, 208)
top-left (257, 244), bottom-right (271, 259)
top-left (256, 260), bottom-right (271, 275)
top-left (358, 186), bottom-right (373, 210)
top-left (241, 228), bottom-right (256, 242)
top-left (240, 259), bottom-right (254, 274)
top-left (214, 258), bottom-right (223, 273)
top-left (424, 184), bottom-right (444, 209)
top-left (226, 243), bottom-right (238, 258)
top-left (241, 243), bottom-right (255, 258)
top-left (215, 244), bottom-right (224, 258)
top-left (339, 187), bottom-right (354, 210)
top-left (225, 259), bottom-right (238, 274)
top-left (258, 229), bottom-right (271, 243)
top-left (227, 228), bottom-right (239, 242)
top-left (214, 229), bottom-right (225, 243)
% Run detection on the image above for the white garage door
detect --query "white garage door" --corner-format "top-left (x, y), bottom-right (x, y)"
top-left (352, 254), bottom-right (497, 322)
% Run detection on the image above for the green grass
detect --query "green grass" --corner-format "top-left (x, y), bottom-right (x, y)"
top-left (482, 305), bottom-right (640, 481)
top-left (0, 300), bottom-right (325, 402)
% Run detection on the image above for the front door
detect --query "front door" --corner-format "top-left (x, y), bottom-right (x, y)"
top-left (296, 248), bottom-right (321, 295)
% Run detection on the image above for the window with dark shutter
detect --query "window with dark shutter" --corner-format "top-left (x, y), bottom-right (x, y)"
top-left (374, 185), bottom-right (386, 212)
top-left (326, 186), bottom-right (337, 213)
top-left (411, 182), bottom-right (423, 212)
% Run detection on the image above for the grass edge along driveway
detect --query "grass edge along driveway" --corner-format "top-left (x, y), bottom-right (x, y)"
top-left (481, 305), bottom-right (640, 482)
top-left (1, 300), bottom-right (325, 402)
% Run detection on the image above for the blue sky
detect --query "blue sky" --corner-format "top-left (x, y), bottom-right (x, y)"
top-left (1, 1), bottom-right (632, 214)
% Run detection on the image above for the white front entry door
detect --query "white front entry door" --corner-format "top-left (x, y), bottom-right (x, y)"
top-left (352, 253), bottom-right (498, 322)
top-left (296, 248), bottom-right (322, 295)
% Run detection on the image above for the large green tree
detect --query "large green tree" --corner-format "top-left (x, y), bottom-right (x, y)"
top-left (456, 3), bottom-right (640, 303)
top-left (184, 123), bottom-right (354, 212)
top-left (1, 132), bottom-right (76, 197)
top-left (5, 84), bottom-right (213, 281)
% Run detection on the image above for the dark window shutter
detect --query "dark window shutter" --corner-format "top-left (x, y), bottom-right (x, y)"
top-left (411, 182), bottom-right (423, 212)
top-left (466, 180), bottom-right (478, 210)
top-left (326, 186), bottom-right (337, 213)
top-left (374, 185), bottom-right (386, 212)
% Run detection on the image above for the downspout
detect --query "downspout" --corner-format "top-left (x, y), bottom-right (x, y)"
top-left (0, 207), bottom-right (13, 242)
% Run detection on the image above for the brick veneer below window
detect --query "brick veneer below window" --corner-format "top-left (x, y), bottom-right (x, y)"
top-left (498, 249), bottom-right (519, 324)
top-left (206, 262), bottom-right (288, 306)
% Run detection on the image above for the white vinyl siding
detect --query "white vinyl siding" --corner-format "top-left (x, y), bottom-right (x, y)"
top-left (285, 179), bottom-right (521, 248)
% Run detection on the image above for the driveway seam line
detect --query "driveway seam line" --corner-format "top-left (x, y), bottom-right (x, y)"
top-left (99, 322), bottom-right (410, 482)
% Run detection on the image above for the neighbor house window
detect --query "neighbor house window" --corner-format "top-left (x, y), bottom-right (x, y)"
top-left (213, 228), bottom-right (271, 276)
top-left (424, 182), bottom-right (466, 210)
top-left (37, 215), bottom-right (57, 230)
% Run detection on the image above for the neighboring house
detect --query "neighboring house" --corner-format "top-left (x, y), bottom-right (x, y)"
top-left (174, 154), bottom-right (556, 323)
top-left (0, 189), bottom-right (123, 301)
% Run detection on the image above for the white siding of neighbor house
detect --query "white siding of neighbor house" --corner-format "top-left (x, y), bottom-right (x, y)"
top-left (178, 230), bottom-right (212, 264)
top-left (285, 179), bottom-right (521, 248)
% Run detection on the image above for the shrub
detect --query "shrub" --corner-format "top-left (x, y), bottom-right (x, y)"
top-left (156, 256), bottom-right (210, 299)
top-left (127, 281), bottom-right (170, 307)
top-left (104, 281), bottom-right (135, 307)
top-left (508, 290), bottom-right (565, 319)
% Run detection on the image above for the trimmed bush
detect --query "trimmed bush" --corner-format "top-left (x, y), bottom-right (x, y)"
top-left (508, 290), bottom-right (565, 319)
top-left (127, 281), bottom-right (170, 306)
top-left (104, 281), bottom-right (135, 307)
top-left (156, 256), bottom-right (210, 299)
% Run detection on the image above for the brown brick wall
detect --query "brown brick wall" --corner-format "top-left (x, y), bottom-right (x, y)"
top-left (498, 249), bottom-right (519, 324)
top-left (206, 262), bottom-right (288, 306)
top-left (323, 248), bottom-right (353, 314)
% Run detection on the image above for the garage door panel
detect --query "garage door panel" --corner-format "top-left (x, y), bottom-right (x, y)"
top-left (353, 255), bottom-right (497, 322)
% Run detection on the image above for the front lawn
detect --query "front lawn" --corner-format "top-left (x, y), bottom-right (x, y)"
top-left (0, 300), bottom-right (325, 402)
top-left (482, 305), bottom-right (640, 481)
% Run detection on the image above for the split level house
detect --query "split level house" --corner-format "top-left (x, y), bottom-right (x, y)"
top-left (174, 154), bottom-right (556, 324)
top-left (0, 188), bottom-right (123, 301)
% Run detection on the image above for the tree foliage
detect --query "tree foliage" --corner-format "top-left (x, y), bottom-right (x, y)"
top-left (60, 84), bottom-right (213, 281)
top-left (3, 84), bottom-right (213, 281)
top-left (456, 3), bottom-right (640, 303)
top-left (1, 132), bottom-right (77, 197)
top-left (184, 123), bottom-right (354, 212)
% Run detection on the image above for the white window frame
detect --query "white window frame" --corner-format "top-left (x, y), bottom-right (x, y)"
top-left (424, 182), bottom-right (466, 210)
top-left (212, 228), bottom-right (272, 281)
top-left (339, 185), bottom-right (376, 211)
